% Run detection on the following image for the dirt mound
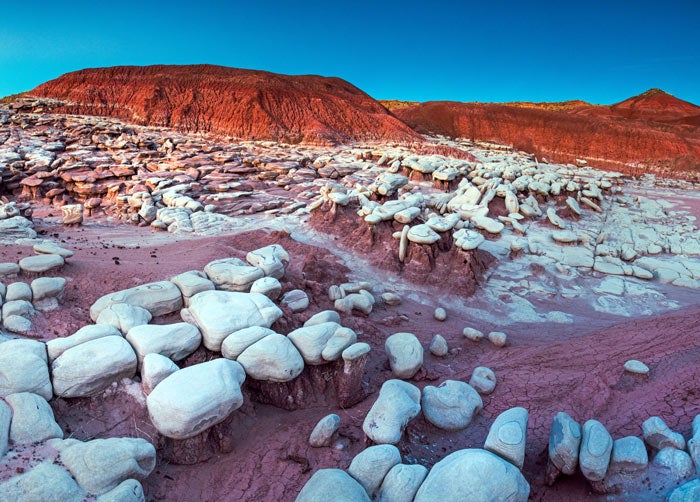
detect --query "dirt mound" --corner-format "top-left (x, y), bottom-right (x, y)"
top-left (393, 91), bottom-right (700, 178)
top-left (29, 65), bottom-right (422, 146)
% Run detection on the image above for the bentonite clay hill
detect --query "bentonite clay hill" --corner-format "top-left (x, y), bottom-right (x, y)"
top-left (388, 89), bottom-right (700, 177)
top-left (29, 65), bottom-right (421, 145)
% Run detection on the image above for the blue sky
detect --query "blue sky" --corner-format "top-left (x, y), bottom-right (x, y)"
top-left (1, 0), bottom-right (698, 104)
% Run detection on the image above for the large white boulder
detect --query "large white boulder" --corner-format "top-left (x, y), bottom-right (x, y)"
top-left (246, 244), bottom-right (289, 279)
top-left (47, 324), bottom-right (122, 363)
top-left (187, 291), bottom-right (282, 351)
top-left (376, 464), bottom-right (428, 502)
top-left (90, 281), bottom-right (183, 321)
top-left (146, 358), bottom-right (246, 439)
top-left (96, 304), bottom-right (153, 334)
top-left (297, 469), bottom-right (370, 502)
top-left (288, 322), bottom-right (341, 365)
top-left (385, 332), bottom-right (423, 379)
top-left (51, 336), bottom-right (137, 398)
top-left (6, 392), bottom-right (63, 444)
top-left (221, 326), bottom-right (276, 360)
top-left (0, 462), bottom-right (85, 501)
top-left (414, 449), bottom-right (530, 502)
top-left (0, 339), bottom-right (52, 400)
top-left (204, 257), bottom-right (264, 292)
top-left (53, 437), bottom-right (156, 495)
top-left (236, 333), bottom-right (304, 382)
top-left (348, 444), bottom-right (401, 496)
top-left (363, 379), bottom-right (421, 444)
top-left (125, 322), bottom-right (201, 365)
top-left (421, 380), bottom-right (482, 431)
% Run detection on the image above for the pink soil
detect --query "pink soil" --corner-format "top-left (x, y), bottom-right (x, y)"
top-left (6, 217), bottom-right (699, 501)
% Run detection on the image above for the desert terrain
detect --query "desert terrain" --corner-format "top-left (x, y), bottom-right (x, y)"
top-left (0, 66), bottom-right (699, 501)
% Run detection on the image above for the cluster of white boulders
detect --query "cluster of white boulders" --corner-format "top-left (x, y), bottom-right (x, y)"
top-left (299, 406), bottom-right (531, 501)
top-left (328, 281), bottom-right (375, 315)
top-left (0, 201), bottom-right (36, 241)
top-left (0, 242), bottom-right (70, 334)
top-left (0, 339), bottom-right (156, 500)
top-left (546, 412), bottom-right (700, 497)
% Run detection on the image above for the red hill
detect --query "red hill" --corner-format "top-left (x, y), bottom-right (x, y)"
top-left (393, 90), bottom-right (700, 177)
top-left (29, 65), bottom-right (421, 145)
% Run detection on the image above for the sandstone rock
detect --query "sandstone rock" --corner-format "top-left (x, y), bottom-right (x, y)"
top-left (0, 462), bottom-right (85, 501)
top-left (249, 276), bottom-right (282, 300)
top-left (237, 333), bottom-right (304, 382)
top-left (51, 336), bottom-right (137, 398)
top-left (376, 463), bottom-right (428, 502)
top-left (96, 479), bottom-right (145, 502)
top-left (322, 327), bottom-right (357, 361)
top-left (96, 303), bottom-right (153, 334)
top-left (221, 326), bottom-right (276, 359)
top-left (2, 299), bottom-right (34, 320)
top-left (0, 338), bottom-right (52, 400)
top-left (246, 244), bottom-right (289, 279)
top-left (552, 230), bottom-right (578, 244)
top-left (304, 310), bottom-right (341, 327)
top-left (453, 228), bottom-right (485, 251)
top-left (642, 416), bottom-right (686, 451)
top-left (429, 334), bottom-right (448, 357)
top-left (170, 271), bottom-right (214, 305)
top-left (30, 277), bottom-right (66, 301)
top-left (381, 292), bottom-right (402, 306)
top-left (471, 215), bottom-right (505, 234)
top-left (0, 263), bottom-right (20, 277)
top-left (334, 291), bottom-right (374, 315)
top-left (385, 332), bottom-right (423, 379)
top-left (623, 360), bottom-right (649, 375)
top-left (90, 280), bottom-right (183, 320)
top-left (33, 242), bottom-right (74, 258)
top-left (488, 331), bottom-right (507, 347)
top-left (187, 290), bottom-right (282, 351)
top-left (407, 224), bottom-right (440, 244)
top-left (653, 447), bottom-right (694, 481)
top-left (414, 449), bottom-right (530, 502)
top-left (363, 379), bottom-right (421, 444)
top-left (141, 353), bottom-right (179, 395)
top-left (288, 322), bottom-right (341, 365)
top-left (469, 366), bottom-right (497, 395)
top-left (62, 203), bottom-right (84, 224)
top-left (484, 407), bottom-right (528, 469)
top-left (280, 289), bottom-right (309, 313)
top-left (47, 324), bottom-right (122, 362)
top-left (3, 314), bottom-right (31, 334)
top-left (609, 436), bottom-right (648, 473)
top-left (297, 469), bottom-right (370, 502)
top-left (0, 399), bottom-right (10, 457)
top-left (579, 419), bottom-right (613, 481)
top-left (688, 414), bottom-right (700, 475)
top-left (204, 257), bottom-right (264, 292)
top-left (6, 282), bottom-right (32, 302)
top-left (6, 392), bottom-right (63, 443)
top-left (146, 358), bottom-right (246, 439)
top-left (56, 437), bottom-right (156, 495)
top-left (18, 253), bottom-right (64, 274)
top-left (348, 444), bottom-right (401, 496)
top-left (309, 413), bottom-right (340, 448)
top-left (422, 380), bottom-right (482, 431)
top-left (668, 479), bottom-right (700, 502)
top-left (433, 307), bottom-right (447, 321)
top-left (463, 327), bottom-right (484, 341)
top-left (546, 412), bottom-right (581, 484)
top-left (126, 322), bottom-right (201, 365)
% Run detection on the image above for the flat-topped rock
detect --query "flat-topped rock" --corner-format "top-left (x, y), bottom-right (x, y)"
top-left (90, 280), bottom-right (183, 321)
top-left (414, 449), bottom-right (530, 502)
top-left (205, 257), bottom-right (264, 292)
top-left (33, 242), bottom-right (74, 258)
top-left (19, 254), bottom-right (64, 274)
top-left (187, 290), bottom-right (282, 351)
top-left (126, 322), bottom-right (201, 365)
top-left (407, 224), bottom-right (440, 245)
top-left (147, 358), bottom-right (246, 439)
top-left (51, 336), bottom-right (137, 398)
top-left (471, 215), bottom-right (504, 234)
top-left (237, 333), bottom-right (304, 382)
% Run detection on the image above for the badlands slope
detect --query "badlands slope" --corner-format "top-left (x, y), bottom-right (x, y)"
top-left (0, 73), bottom-right (699, 501)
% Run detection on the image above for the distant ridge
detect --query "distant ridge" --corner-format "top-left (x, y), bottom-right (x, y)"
top-left (29, 64), bottom-right (422, 145)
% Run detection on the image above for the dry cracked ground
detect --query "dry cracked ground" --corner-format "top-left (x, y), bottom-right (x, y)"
top-left (0, 98), bottom-right (699, 501)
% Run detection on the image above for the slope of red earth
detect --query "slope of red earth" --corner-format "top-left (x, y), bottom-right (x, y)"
top-left (28, 65), bottom-right (422, 146)
top-left (389, 90), bottom-right (700, 178)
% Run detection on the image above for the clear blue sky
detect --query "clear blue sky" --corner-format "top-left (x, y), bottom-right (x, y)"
top-left (1, 0), bottom-right (698, 105)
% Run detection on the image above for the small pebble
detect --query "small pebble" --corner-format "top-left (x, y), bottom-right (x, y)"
top-left (429, 334), bottom-right (448, 357)
top-left (463, 327), bottom-right (484, 341)
top-left (434, 307), bottom-right (447, 321)
top-left (488, 331), bottom-right (507, 347)
top-left (623, 360), bottom-right (649, 375)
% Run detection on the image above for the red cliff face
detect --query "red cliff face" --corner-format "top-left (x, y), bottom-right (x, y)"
top-left (391, 90), bottom-right (700, 177)
top-left (29, 65), bottom-right (422, 145)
